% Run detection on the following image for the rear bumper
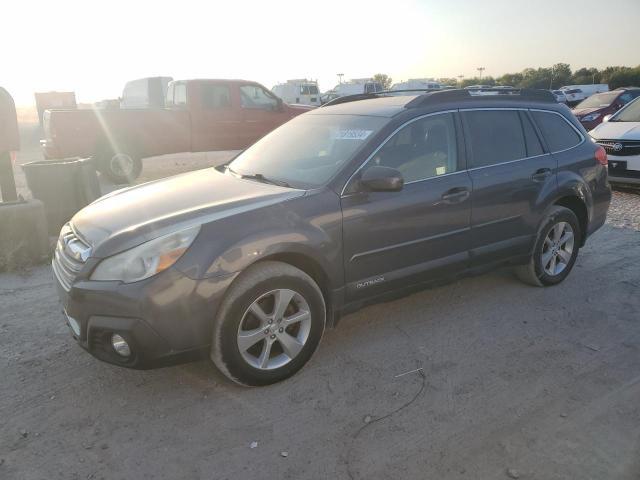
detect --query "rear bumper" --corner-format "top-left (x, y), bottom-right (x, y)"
top-left (53, 265), bottom-right (237, 369)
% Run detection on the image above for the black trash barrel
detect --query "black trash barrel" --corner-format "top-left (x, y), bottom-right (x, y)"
top-left (22, 158), bottom-right (101, 236)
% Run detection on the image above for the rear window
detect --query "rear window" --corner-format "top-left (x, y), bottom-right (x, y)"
top-left (166, 82), bottom-right (187, 107)
top-left (462, 110), bottom-right (526, 168)
top-left (531, 111), bottom-right (582, 152)
top-left (300, 85), bottom-right (319, 95)
top-left (576, 92), bottom-right (618, 109)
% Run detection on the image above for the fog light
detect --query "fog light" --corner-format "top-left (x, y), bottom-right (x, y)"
top-left (111, 334), bottom-right (131, 357)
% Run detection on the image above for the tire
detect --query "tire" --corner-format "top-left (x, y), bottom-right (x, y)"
top-left (211, 261), bottom-right (326, 386)
top-left (515, 206), bottom-right (582, 287)
top-left (95, 147), bottom-right (142, 184)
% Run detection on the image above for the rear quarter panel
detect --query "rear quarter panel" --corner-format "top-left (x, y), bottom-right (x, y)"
top-left (554, 139), bottom-right (610, 237)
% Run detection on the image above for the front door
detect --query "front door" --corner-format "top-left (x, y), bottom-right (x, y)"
top-left (341, 112), bottom-right (472, 301)
top-left (239, 84), bottom-right (289, 147)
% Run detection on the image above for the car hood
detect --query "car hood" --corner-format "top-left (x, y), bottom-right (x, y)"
top-left (573, 107), bottom-right (604, 117)
top-left (72, 168), bottom-right (305, 257)
top-left (590, 121), bottom-right (640, 140)
top-left (286, 104), bottom-right (314, 114)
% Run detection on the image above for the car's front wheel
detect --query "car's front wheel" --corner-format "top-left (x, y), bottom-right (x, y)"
top-left (515, 206), bottom-right (581, 287)
top-left (211, 261), bottom-right (326, 386)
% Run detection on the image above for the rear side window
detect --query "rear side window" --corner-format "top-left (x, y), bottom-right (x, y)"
top-left (531, 111), bottom-right (581, 152)
top-left (202, 84), bottom-right (231, 109)
top-left (462, 110), bottom-right (526, 168)
top-left (520, 112), bottom-right (544, 157)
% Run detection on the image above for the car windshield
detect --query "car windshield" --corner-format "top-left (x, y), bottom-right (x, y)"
top-left (610, 97), bottom-right (640, 122)
top-left (227, 113), bottom-right (388, 188)
top-left (576, 92), bottom-right (618, 108)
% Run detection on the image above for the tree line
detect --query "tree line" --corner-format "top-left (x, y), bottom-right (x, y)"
top-left (436, 64), bottom-right (640, 90)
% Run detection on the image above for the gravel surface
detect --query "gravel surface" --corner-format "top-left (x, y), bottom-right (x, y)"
top-left (608, 189), bottom-right (640, 231)
top-left (3, 126), bottom-right (640, 479)
top-left (2, 219), bottom-right (640, 479)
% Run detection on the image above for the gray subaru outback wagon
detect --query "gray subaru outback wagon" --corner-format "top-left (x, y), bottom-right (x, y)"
top-left (53, 89), bottom-right (611, 386)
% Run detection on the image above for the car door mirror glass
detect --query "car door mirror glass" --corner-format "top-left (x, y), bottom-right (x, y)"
top-left (360, 166), bottom-right (404, 192)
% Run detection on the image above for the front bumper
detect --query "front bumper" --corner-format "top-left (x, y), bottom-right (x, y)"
top-left (54, 265), bottom-right (237, 369)
top-left (608, 154), bottom-right (640, 186)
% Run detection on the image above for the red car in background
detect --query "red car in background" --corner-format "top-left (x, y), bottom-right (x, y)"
top-left (572, 87), bottom-right (640, 131)
top-left (42, 79), bottom-right (311, 183)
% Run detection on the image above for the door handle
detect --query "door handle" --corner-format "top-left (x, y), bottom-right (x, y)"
top-left (440, 187), bottom-right (470, 204)
top-left (531, 168), bottom-right (552, 182)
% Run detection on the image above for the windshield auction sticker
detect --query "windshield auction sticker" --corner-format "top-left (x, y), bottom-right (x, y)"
top-left (334, 129), bottom-right (373, 140)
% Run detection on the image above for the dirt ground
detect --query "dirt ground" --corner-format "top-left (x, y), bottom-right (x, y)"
top-left (2, 125), bottom-right (640, 480)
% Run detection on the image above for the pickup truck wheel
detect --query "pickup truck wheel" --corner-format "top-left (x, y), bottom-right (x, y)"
top-left (211, 261), bottom-right (326, 386)
top-left (97, 150), bottom-right (142, 184)
top-left (515, 206), bottom-right (581, 287)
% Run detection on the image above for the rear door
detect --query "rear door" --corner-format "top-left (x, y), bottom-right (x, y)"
top-left (461, 108), bottom-right (555, 265)
top-left (341, 112), bottom-right (472, 301)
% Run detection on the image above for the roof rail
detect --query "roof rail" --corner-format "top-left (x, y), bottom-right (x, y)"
top-left (405, 88), bottom-right (556, 108)
top-left (321, 93), bottom-right (381, 107)
top-left (320, 89), bottom-right (444, 108)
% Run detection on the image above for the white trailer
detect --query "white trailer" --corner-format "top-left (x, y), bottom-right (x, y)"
top-left (560, 84), bottom-right (609, 103)
top-left (271, 79), bottom-right (321, 106)
top-left (391, 79), bottom-right (443, 91)
top-left (325, 78), bottom-right (384, 101)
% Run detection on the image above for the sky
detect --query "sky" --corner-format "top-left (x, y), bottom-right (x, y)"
top-left (2, 0), bottom-right (639, 106)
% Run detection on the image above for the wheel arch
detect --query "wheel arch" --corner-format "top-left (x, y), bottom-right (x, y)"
top-left (255, 251), bottom-right (337, 327)
top-left (552, 194), bottom-right (589, 246)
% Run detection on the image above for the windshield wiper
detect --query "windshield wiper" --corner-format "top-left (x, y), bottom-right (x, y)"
top-left (226, 166), bottom-right (291, 188)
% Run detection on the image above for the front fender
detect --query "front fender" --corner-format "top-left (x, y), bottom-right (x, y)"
top-left (174, 190), bottom-right (344, 288)
top-left (205, 228), bottom-right (340, 284)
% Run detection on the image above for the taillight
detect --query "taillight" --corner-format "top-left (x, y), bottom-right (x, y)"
top-left (595, 146), bottom-right (607, 166)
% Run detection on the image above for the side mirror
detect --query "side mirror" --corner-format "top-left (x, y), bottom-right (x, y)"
top-left (275, 97), bottom-right (284, 111)
top-left (602, 114), bottom-right (612, 123)
top-left (360, 166), bottom-right (404, 192)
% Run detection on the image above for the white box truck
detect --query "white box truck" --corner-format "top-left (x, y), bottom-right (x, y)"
top-left (272, 79), bottom-right (321, 106)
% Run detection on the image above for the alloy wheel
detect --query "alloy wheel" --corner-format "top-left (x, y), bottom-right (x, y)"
top-left (237, 289), bottom-right (312, 370)
top-left (541, 221), bottom-right (575, 276)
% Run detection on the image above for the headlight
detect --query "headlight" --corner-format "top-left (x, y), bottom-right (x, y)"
top-left (90, 225), bottom-right (200, 283)
top-left (581, 113), bottom-right (601, 122)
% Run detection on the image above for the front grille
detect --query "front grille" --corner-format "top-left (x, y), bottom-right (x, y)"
top-left (597, 140), bottom-right (640, 157)
top-left (52, 224), bottom-right (91, 291)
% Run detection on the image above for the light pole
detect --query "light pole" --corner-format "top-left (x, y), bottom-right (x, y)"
top-left (549, 65), bottom-right (554, 90)
top-left (477, 67), bottom-right (485, 81)
top-left (337, 73), bottom-right (344, 85)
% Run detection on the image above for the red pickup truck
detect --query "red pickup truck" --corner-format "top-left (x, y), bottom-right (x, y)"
top-left (41, 79), bottom-right (311, 183)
